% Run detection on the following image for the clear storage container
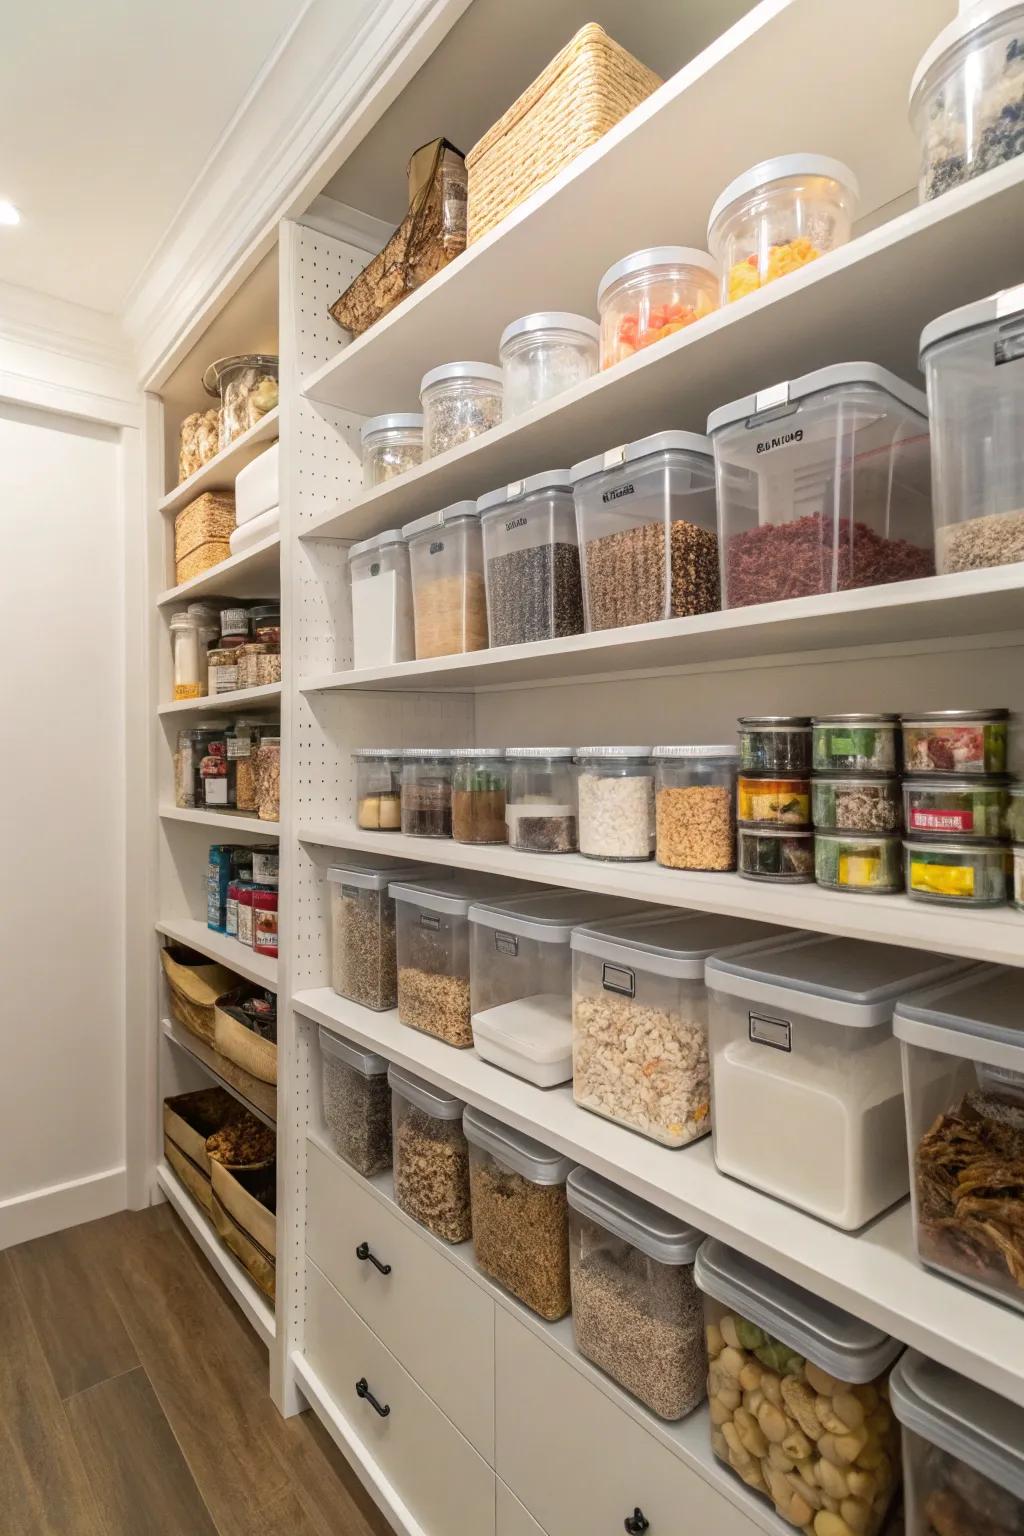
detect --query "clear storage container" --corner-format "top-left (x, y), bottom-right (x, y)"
top-left (706, 934), bottom-right (967, 1228)
top-left (567, 1167), bottom-right (706, 1421)
top-left (420, 362), bottom-right (502, 458)
top-left (709, 363), bottom-right (935, 609)
top-left (327, 854), bottom-right (426, 1010)
top-left (813, 714), bottom-right (900, 774)
top-left (354, 748), bottom-right (403, 831)
top-left (653, 745), bottom-right (739, 871)
top-left (738, 826), bottom-right (815, 882)
top-left (812, 776), bottom-right (902, 833)
top-left (400, 748), bottom-right (454, 838)
top-left (254, 735), bottom-right (281, 822)
top-left (359, 413), bottom-right (423, 488)
top-left (505, 746), bottom-right (577, 853)
top-left (706, 155), bottom-right (859, 305)
top-left (904, 837), bottom-right (1009, 905)
top-left (348, 529), bottom-right (414, 670)
top-left (815, 831), bottom-right (903, 893)
top-left (463, 1107), bottom-right (573, 1319)
top-left (695, 1237), bottom-right (903, 1531)
top-left (203, 354), bottom-right (279, 449)
top-left (575, 747), bottom-right (655, 861)
top-left (478, 472), bottom-right (583, 646)
top-left (738, 716), bottom-right (812, 774)
top-left (1015, 840), bottom-right (1024, 908)
top-left (572, 432), bottom-right (719, 630)
top-left (901, 708), bottom-right (1009, 774)
top-left (389, 1065), bottom-right (472, 1244)
top-left (571, 910), bottom-right (788, 1148)
top-left (737, 773), bottom-right (811, 828)
top-left (895, 965), bottom-right (1024, 1311)
top-left (921, 287), bottom-right (1024, 573)
top-left (911, 2), bottom-right (1024, 202)
top-left (170, 609), bottom-right (203, 700)
top-left (596, 247), bottom-right (718, 370)
top-left (451, 748), bottom-right (507, 845)
top-left (903, 776), bottom-right (1010, 839)
top-left (1009, 784), bottom-right (1024, 841)
top-left (499, 312), bottom-right (599, 416)
top-left (319, 1028), bottom-right (392, 1177)
top-left (403, 501), bottom-right (488, 658)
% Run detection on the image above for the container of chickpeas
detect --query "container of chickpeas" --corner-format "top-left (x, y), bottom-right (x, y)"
top-left (694, 1238), bottom-right (903, 1536)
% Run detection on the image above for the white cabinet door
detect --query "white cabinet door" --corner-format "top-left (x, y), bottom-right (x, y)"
top-left (497, 1481), bottom-right (547, 1536)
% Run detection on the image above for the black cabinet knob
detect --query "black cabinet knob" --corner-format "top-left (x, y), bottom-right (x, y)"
top-left (355, 1241), bottom-right (392, 1275)
top-left (355, 1377), bottom-right (391, 1417)
top-left (624, 1511), bottom-right (649, 1534)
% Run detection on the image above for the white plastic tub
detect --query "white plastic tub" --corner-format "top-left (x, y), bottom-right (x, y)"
top-left (348, 528), bottom-right (414, 669)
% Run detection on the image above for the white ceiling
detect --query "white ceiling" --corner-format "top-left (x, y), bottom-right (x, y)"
top-left (0, 0), bottom-right (304, 314)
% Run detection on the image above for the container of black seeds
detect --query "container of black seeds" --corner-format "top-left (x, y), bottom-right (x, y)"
top-left (478, 471), bottom-right (584, 647)
top-left (319, 1027), bottom-right (392, 1178)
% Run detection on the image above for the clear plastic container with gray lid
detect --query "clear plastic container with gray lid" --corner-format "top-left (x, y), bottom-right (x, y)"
top-left (402, 500), bottom-right (487, 658)
top-left (504, 746), bottom-right (578, 853)
top-left (326, 852), bottom-right (429, 1010)
top-left (389, 1065), bottom-right (471, 1244)
top-left (348, 528), bottom-right (414, 670)
top-left (478, 472), bottom-right (583, 646)
top-left (359, 412), bottom-right (423, 487)
top-left (498, 311), bottom-right (599, 416)
top-left (319, 1028), bottom-right (392, 1176)
top-left (571, 432), bottom-right (719, 630)
top-left (419, 361), bottom-right (502, 458)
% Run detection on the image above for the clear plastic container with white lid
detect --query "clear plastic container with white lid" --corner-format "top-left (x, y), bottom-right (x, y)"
top-left (419, 361), bottom-right (502, 458)
top-left (596, 246), bottom-right (719, 371)
top-left (359, 412), bottom-right (423, 488)
top-left (463, 1106), bottom-right (573, 1320)
top-left (399, 747), bottom-right (454, 838)
top-left (894, 964), bottom-right (1024, 1313)
top-left (571, 910), bottom-right (790, 1148)
top-left (571, 432), bottom-right (719, 630)
top-left (354, 747), bottom-right (403, 831)
top-left (566, 1167), bottom-right (706, 1421)
top-left (402, 500), bottom-right (487, 659)
top-left (709, 363), bottom-right (935, 609)
top-left (348, 529), bottom-right (414, 670)
top-left (477, 472), bottom-right (583, 646)
top-left (318, 1027), bottom-right (392, 1177)
top-left (695, 1237), bottom-right (903, 1532)
top-left (706, 154), bottom-right (859, 306)
top-left (388, 1064), bottom-right (471, 1244)
top-left (504, 746), bottom-right (578, 853)
top-left (326, 853), bottom-right (430, 1010)
top-left (921, 284), bottom-right (1024, 574)
top-left (498, 312), bottom-right (599, 416)
top-left (705, 934), bottom-right (968, 1229)
top-left (653, 745), bottom-right (739, 871)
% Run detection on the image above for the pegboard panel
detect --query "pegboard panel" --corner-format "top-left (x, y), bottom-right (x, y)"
top-left (296, 537), bottom-right (352, 678)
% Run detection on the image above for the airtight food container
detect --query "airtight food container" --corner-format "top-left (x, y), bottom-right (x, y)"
top-left (812, 776), bottom-right (902, 834)
top-left (354, 747), bottom-right (403, 831)
top-left (812, 714), bottom-right (900, 774)
top-left (904, 836), bottom-right (1009, 906)
top-left (327, 853), bottom-right (427, 1010)
top-left (451, 747), bottom-right (508, 845)
top-left (738, 826), bottom-right (815, 882)
top-left (319, 1028), bottom-right (392, 1177)
top-left (567, 1167), bottom-right (706, 1420)
top-left (571, 910), bottom-right (788, 1148)
top-left (814, 831), bottom-right (903, 894)
top-left (738, 716), bottom-right (811, 774)
top-left (737, 774), bottom-right (811, 828)
top-left (389, 1065), bottom-right (471, 1244)
top-left (901, 708), bottom-right (1009, 774)
top-left (709, 364), bottom-right (934, 609)
top-left (571, 433), bottom-right (719, 630)
top-left (359, 412), bottom-right (423, 488)
top-left (596, 246), bottom-right (718, 370)
top-left (348, 529), bottom-right (414, 670)
top-left (505, 746), bottom-right (577, 853)
top-left (695, 1237), bottom-right (903, 1531)
top-left (903, 776), bottom-right (1010, 839)
top-left (705, 933), bottom-right (967, 1228)
top-left (499, 312), bottom-right (599, 416)
top-left (400, 748), bottom-right (453, 837)
top-left (575, 747), bottom-right (655, 861)
top-left (402, 500), bottom-right (487, 659)
top-left (653, 745), bottom-right (739, 871)
top-left (921, 286), bottom-right (1024, 573)
top-left (478, 471), bottom-right (583, 647)
top-left (420, 361), bottom-right (502, 458)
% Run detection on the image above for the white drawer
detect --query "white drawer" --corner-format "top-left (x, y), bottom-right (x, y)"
top-left (305, 1260), bottom-right (495, 1536)
top-left (306, 1139), bottom-right (495, 1460)
top-left (498, 1481), bottom-right (547, 1536)
top-left (495, 1309), bottom-right (761, 1536)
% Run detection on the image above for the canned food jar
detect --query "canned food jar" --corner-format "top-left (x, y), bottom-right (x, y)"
top-left (359, 413), bottom-right (423, 488)
top-left (902, 775), bottom-right (1010, 839)
top-left (812, 775), bottom-right (902, 833)
top-left (596, 247), bottom-right (718, 370)
top-left (402, 500), bottom-right (487, 659)
top-left (400, 749), bottom-right (454, 837)
top-left (738, 716), bottom-right (811, 773)
top-left (499, 312), bottom-right (599, 416)
top-left (815, 831), bottom-right (903, 893)
top-left (420, 362), bottom-right (502, 458)
top-left (901, 709), bottom-right (1009, 773)
top-left (737, 773), bottom-right (810, 827)
top-left (575, 748), bottom-right (655, 862)
top-left (504, 747), bottom-right (577, 853)
top-left (904, 836), bottom-right (1009, 905)
top-left (478, 472), bottom-right (583, 646)
top-left (203, 354), bottom-right (279, 450)
top-left (653, 745), bottom-right (739, 871)
top-left (812, 713), bottom-right (900, 773)
top-left (354, 748), bottom-right (402, 831)
top-left (451, 748), bottom-right (508, 845)
top-left (1009, 783), bottom-right (1024, 840)
top-left (738, 826), bottom-right (814, 882)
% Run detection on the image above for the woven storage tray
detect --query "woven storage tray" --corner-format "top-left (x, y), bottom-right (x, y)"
top-left (176, 539), bottom-right (232, 585)
top-left (175, 491), bottom-right (236, 562)
top-left (164, 1137), bottom-right (214, 1215)
top-left (212, 1192), bottom-right (276, 1301)
top-left (465, 23), bottom-right (660, 245)
top-left (163, 1086), bottom-right (241, 1176)
top-left (161, 946), bottom-right (237, 1045)
top-left (214, 1001), bottom-right (277, 1086)
top-left (211, 1160), bottom-right (276, 1256)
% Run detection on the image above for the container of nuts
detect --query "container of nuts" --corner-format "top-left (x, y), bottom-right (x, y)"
top-left (654, 745), bottom-right (739, 870)
top-left (389, 1065), bottom-right (472, 1244)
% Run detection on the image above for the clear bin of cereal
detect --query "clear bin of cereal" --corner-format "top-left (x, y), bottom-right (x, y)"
top-left (596, 246), bottom-right (718, 370)
top-left (901, 709), bottom-right (1009, 774)
top-left (904, 837), bottom-right (1009, 906)
top-left (319, 1028), bottom-right (392, 1178)
top-left (653, 745), bottom-right (739, 870)
top-left (812, 714), bottom-right (900, 773)
top-left (327, 854), bottom-right (427, 1011)
top-left (812, 776), bottom-right (902, 833)
top-left (903, 775), bottom-right (1010, 839)
top-left (389, 1065), bottom-right (471, 1244)
top-left (403, 500), bottom-right (488, 658)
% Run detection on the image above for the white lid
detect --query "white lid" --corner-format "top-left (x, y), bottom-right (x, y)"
top-left (707, 362), bottom-right (927, 435)
top-left (596, 246), bottom-right (718, 305)
top-left (652, 744), bottom-right (738, 759)
top-left (348, 528), bottom-right (405, 561)
top-left (390, 872), bottom-right (515, 917)
top-left (705, 933), bottom-right (968, 1028)
top-left (575, 745), bottom-right (652, 758)
top-left (420, 361), bottom-right (503, 394)
top-left (499, 312), bottom-right (599, 347)
top-left (359, 412), bottom-right (423, 440)
top-left (694, 1239), bottom-right (901, 1382)
top-left (893, 965), bottom-right (1024, 1064)
top-left (921, 282), bottom-right (1024, 354)
top-left (327, 854), bottom-right (429, 892)
top-left (387, 1063), bottom-right (464, 1120)
top-left (567, 1167), bottom-right (704, 1265)
top-left (462, 1105), bottom-right (573, 1183)
top-left (890, 1350), bottom-right (1024, 1501)
top-left (477, 469), bottom-right (573, 514)
top-left (318, 1025), bottom-right (388, 1076)
top-left (910, 0), bottom-right (1024, 103)
top-left (571, 430), bottom-right (712, 485)
top-left (353, 746), bottom-right (402, 759)
top-left (707, 155), bottom-right (860, 240)
top-left (169, 609), bottom-right (198, 630)
top-left (505, 746), bottom-right (575, 759)
top-left (470, 890), bottom-right (642, 944)
top-left (401, 499), bottom-right (480, 541)
top-left (471, 994), bottom-right (573, 1066)
top-left (572, 911), bottom-right (792, 980)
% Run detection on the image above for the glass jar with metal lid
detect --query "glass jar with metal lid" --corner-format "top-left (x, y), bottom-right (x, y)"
top-left (354, 748), bottom-right (403, 831)
top-left (203, 354), bottom-right (279, 450)
top-left (575, 747), bottom-right (655, 862)
top-left (738, 716), bottom-right (811, 773)
top-left (812, 713), bottom-right (900, 773)
top-left (901, 709), bottom-right (1009, 774)
top-left (451, 747), bottom-right (508, 845)
top-left (903, 775), bottom-right (1010, 839)
top-left (505, 747), bottom-right (577, 853)
top-left (400, 748), bottom-right (454, 837)
top-left (653, 745), bottom-right (739, 870)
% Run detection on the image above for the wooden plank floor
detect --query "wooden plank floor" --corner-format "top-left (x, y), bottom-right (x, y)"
top-left (3, 1204), bottom-right (396, 1536)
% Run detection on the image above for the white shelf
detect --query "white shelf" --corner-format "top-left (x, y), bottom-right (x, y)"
top-left (158, 409), bottom-right (279, 518)
top-left (157, 682), bottom-right (282, 716)
top-left (156, 916), bottom-right (278, 989)
top-left (156, 533), bottom-right (280, 607)
top-left (159, 805), bottom-right (280, 836)
top-left (162, 1018), bottom-right (276, 1128)
top-left (156, 1161), bottom-right (276, 1347)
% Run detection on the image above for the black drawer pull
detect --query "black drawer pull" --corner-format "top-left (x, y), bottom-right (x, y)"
top-left (624, 1511), bottom-right (649, 1535)
top-left (355, 1377), bottom-right (391, 1417)
top-left (355, 1241), bottom-right (392, 1275)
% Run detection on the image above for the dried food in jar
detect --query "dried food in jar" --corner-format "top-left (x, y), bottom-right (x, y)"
top-left (204, 355), bottom-right (279, 451)
top-left (469, 1161), bottom-right (570, 1321)
top-left (420, 363), bottom-right (502, 458)
top-left (358, 791), bottom-right (401, 830)
top-left (506, 804), bottom-right (576, 853)
top-left (486, 543), bottom-right (583, 645)
top-left (919, 1455), bottom-right (1023, 1536)
top-left (576, 753), bottom-right (655, 861)
top-left (499, 312), bottom-right (599, 414)
top-left (413, 572), bottom-right (488, 658)
top-left (401, 780), bottom-right (452, 838)
top-left (655, 784), bottom-right (734, 871)
top-left (360, 414), bottom-right (424, 488)
top-left (178, 408), bottom-right (221, 482)
top-left (812, 715), bottom-right (899, 773)
top-left (737, 774), bottom-right (810, 827)
top-left (812, 776), bottom-right (902, 833)
top-left (738, 827), bottom-right (814, 881)
top-left (940, 507), bottom-right (1024, 572)
top-left (738, 717), bottom-right (811, 774)
top-left (915, 17), bottom-right (1024, 201)
top-left (398, 967), bottom-right (471, 1047)
top-left (904, 838), bottom-right (1008, 905)
top-left (227, 719), bottom-right (263, 813)
top-left (332, 885), bottom-right (397, 1010)
top-left (250, 606), bottom-right (281, 645)
top-left (393, 1105), bottom-right (471, 1244)
top-left (321, 1037), bottom-right (391, 1178)
top-left (902, 711), bottom-right (1009, 774)
top-left (254, 737), bottom-right (280, 822)
top-left (903, 777), bottom-right (1010, 839)
top-left (725, 513), bottom-right (934, 607)
top-left (207, 647), bottom-right (240, 695)
top-left (597, 247), bottom-right (719, 370)
top-left (815, 832), bottom-right (902, 893)
top-left (583, 517), bottom-right (719, 629)
top-left (252, 887), bottom-right (278, 955)
top-left (200, 736), bottom-right (232, 808)
top-left (573, 989), bottom-right (710, 1147)
top-left (725, 235), bottom-right (824, 302)
top-left (175, 728), bottom-right (200, 808)
top-left (452, 753), bottom-right (507, 844)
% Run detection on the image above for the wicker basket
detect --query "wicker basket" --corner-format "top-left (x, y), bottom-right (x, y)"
top-left (161, 946), bottom-right (236, 1045)
top-left (174, 492), bottom-right (235, 583)
top-left (212, 1192), bottom-right (276, 1301)
top-left (214, 1000), bottom-right (278, 1086)
top-left (211, 1160), bottom-right (276, 1257)
top-left (163, 1087), bottom-right (240, 1176)
top-left (164, 1136), bottom-right (214, 1215)
top-left (465, 24), bottom-right (660, 245)
top-left (176, 541), bottom-right (232, 584)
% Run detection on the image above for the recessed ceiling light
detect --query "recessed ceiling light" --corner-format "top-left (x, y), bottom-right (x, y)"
top-left (0, 201), bottom-right (21, 226)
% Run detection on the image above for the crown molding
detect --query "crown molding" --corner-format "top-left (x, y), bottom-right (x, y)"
top-left (0, 278), bottom-right (138, 413)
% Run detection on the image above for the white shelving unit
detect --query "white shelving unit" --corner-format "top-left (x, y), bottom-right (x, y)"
top-left (156, 533), bottom-right (280, 608)
top-left (157, 681), bottom-right (282, 716)
top-left (155, 917), bottom-right (278, 989)
top-left (158, 408), bottom-right (280, 518)
top-left (159, 805), bottom-right (280, 836)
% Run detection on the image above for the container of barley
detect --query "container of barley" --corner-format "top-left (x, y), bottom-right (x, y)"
top-left (319, 1027), bottom-right (392, 1177)
top-left (451, 747), bottom-right (508, 845)
top-left (654, 745), bottom-right (739, 870)
top-left (389, 1065), bottom-right (471, 1244)
top-left (463, 1106), bottom-right (574, 1320)
top-left (400, 749), bottom-right (454, 837)
top-left (402, 500), bottom-right (488, 659)
top-left (575, 747), bottom-right (655, 861)
top-left (567, 1167), bottom-right (707, 1421)
top-left (327, 854), bottom-right (426, 1011)
top-left (505, 747), bottom-right (578, 853)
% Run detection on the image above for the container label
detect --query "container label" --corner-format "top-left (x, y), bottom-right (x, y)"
top-left (418, 913), bottom-right (441, 930)
top-left (602, 963), bottom-right (635, 998)
top-left (494, 931), bottom-right (518, 956)
top-left (341, 884), bottom-right (360, 900)
top-left (755, 427), bottom-right (804, 455)
top-left (910, 807), bottom-right (973, 833)
top-left (428, 540), bottom-right (446, 556)
top-left (212, 667), bottom-right (239, 692)
top-left (601, 480), bottom-right (634, 503)
top-left (829, 734), bottom-right (856, 752)
top-left (754, 381), bottom-right (790, 411)
top-left (749, 1013), bottom-right (792, 1051)
top-left (227, 732), bottom-right (253, 759)
top-left (504, 515), bottom-right (528, 532)
top-left (174, 683), bottom-right (202, 700)
top-left (204, 779), bottom-right (228, 806)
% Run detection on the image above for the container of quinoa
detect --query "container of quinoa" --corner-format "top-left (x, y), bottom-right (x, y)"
top-left (812, 714), bottom-right (900, 773)
top-left (903, 776), bottom-right (1010, 839)
top-left (901, 709), bottom-right (1008, 774)
top-left (812, 775), bottom-right (902, 832)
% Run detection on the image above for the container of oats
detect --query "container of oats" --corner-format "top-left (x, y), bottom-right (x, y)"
top-left (389, 1065), bottom-right (472, 1244)
top-left (654, 745), bottom-right (739, 870)
top-left (319, 1028), bottom-right (392, 1178)
top-left (402, 501), bottom-right (488, 658)
top-left (327, 854), bottom-right (430, 1011)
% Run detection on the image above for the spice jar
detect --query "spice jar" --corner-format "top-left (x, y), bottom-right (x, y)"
top-left (478, 472), bottom-right (583, 646)
top-left (400, 749), bottom-right (453, 837)
top-left (597, 246), bottom-right (718, 370)
top-left (812, 714), bottom-right (899, 773)
top-left (903, 775), bottom-right (1010, 839)
top-left (575, 747), bottom-right (655, 861)
top-left (505, 747), bottom-right (577, 853)
top-left (653, 745), bottom-right (738, 870)
top-left (252, 887), bottom-right (278, 956)
top-left (170, 609), bottom-right (203, 701)
top-left (254, 736), bottom-right (280, 822)
top-left (203, 354), bottom-right (279, 450)
top-left (904, 836), bottom-right (1009, 905)
top-left (812, 775), bottom-right (901, 832)
top-left (250, 605), bottom-right (280, 645)
top-left (419, 361), bottom-right (502, 458)
top-left (815, 831), bottom-right (903, 892)
top-left (219, 606), bottom-right (251, 641)
top-left (451, 748), bottom-right (507, 844)
top-left (403, 500), bottom-right (488, 658)
top-left (227, 718), bottom-right (264, 813)
top-left (737, 773), bottom-right (811, 827)
top-left (738, 826), bottom-right (814, 882)
top-left (354, 748), bottom-right (402, 831)
top-left (901, 709), bottom-right (1009, 774)
top-left (359, 413), bottom-right (423, 488)
top-left (199, 729), bottom-right (234, 809)
top-left (498, 312), bottom-right (599, 416)
top-left (348, 529), bottom-right (414, 669)
top-left (738, 716), bottom-right (811, 773)
top-left (389, 1065), bottom-right (471, 1244)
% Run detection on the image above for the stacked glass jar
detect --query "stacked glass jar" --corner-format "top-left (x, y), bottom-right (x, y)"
top-left (735, 717), bottom-right (814, 882)
top-left (811, 714), bottom-right (903, 895)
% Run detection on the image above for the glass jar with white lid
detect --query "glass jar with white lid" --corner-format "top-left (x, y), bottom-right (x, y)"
top-left (419, 361), bottom-right (502, 458)
top-left (498, 312), bottom-right (599, 416)
top-left (575, 747), bottom-right (654, 861)
top-left (504, 747), bottom-right (577, 853)
top-left (359, 412), bottom-right (423, 488)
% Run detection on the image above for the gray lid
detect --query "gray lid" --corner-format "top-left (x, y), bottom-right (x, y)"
top-left (813, 713), bottom-right (900, 725)
top-left (353, 746), bottom-right (402, 759)
top-left (570, 430), bottom-right (712, 484)
top-left (389, 872), bottom-right (515, 917)
top-left (596, 246), bottom-right (718, 306)
top-left (901, 708), bottom-right (1008, 722)
top-left (707, 155), bottom-right (860, 240)
top-left (449, 746), bottom-right (506, 759)
top-left (462, 1105), bottom-right (572, 1184)
top-left (904, 773), bottom-right (1011, 789)
top-left (470, 890), bottom-right (643, 944)
top-left (401, 499), bottom-right (480, 541)
top-left (567, 1167), bottom-right (704, 1265)
top-left (572, 910), bottom-right (792, 980)
top-left (708, 362), bottom-right (927, 435)
top-left (420, 360), bottom-right (503, 393)
top-left (387, 1063), bottom-right (464, 1120)
top-left (893, 964), bottom-right (1024, 1058)
top-left (327, 854), bottom-right (429, 892)
top-left (890, 1350), bottom-right (1024, 1502)
top-left (575, 745), bottom-right (652, 759)
top-left (318, 1025), bottom-right (388, 1076)
top-left (476, 469), bottom-right (573, 513)
top-left (739, 716), bottom-right (812, 729)
top-left (505, 746), bottom-right (575, 759)
top-left (921, 282), bottom-right (1024, 355)
top-left (499, 312), bottom-right (599, 347)
top-left (401, 746), bottom-right (455, 758)
top-left (359, 412), bottom-right (423, 440)
top-left (348, 528), bottom-right (405, 560)
top-left (694, 1239), bottom-right (901, 1382)
top-left (652, 744), bottom-right (738, 759)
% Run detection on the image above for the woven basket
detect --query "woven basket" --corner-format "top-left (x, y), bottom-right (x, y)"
top-left (161, 947), bottom-right (237, 1045)
top-left (175, 492), bottom-right (235, 562)
top-left (214, 1002), bottom-right (278, 1085)
top-left (211, 1160), bottom-right (276, 1256)
top-left (176, 539), bottom-right (232, 585)
top-left (212, 1192), bottom-right (276, 1301)
top-left (164, 1136), bottom-right (214, 1215)
top-left (465, 24), bottom-right (660, 245)
top-left (163, 1087), bottom-right (240, 1176)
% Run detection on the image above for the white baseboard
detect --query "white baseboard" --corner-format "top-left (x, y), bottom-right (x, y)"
top-left (0, 1166), bottom-right (127, 1250)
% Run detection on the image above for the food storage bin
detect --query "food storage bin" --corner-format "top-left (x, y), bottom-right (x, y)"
top-left (571, 910), bottom-right (788, 1147)
top-left (198, 727), bottom-right (234, 809)
top-left (400, 748), bottom-right (454, 837)
top-left (695, 1237), bottom-right (903, 1530)
top-left (706, 154), bottom-right (859, 305)
top-left (813, 714), bottom-right (900, 774)
top-left (354, 748), bottom-right (403, 831)
top-left (813, 776), bottom-right (902, 833)
top-left (738, 716), bottom-right (812, 773)
top-left (575, 747), bottom-right (655, 861)
top-left (815, 831), bottom-right (903, 893)
top-left (706, 933), bottom-right (967, 1228)
top-left (738, 826), bottom-right (814, 882)
top-left (901, 709), bottom-right (1009, 774)
top-left (451, 748), bottom-right (507, 845)
top-left (653, 745), bottom-right (739, 870)
top-left (203, 354), bottom-right (279, 450)
top-left (327, 854), bottom-right (427, 1010)
top-left (389, 1065), bottom-right (472, 1243)
top-left (403, 501), bottom-right (487, 658)
top-left (1009, 784), bottom-right (1024, 841)
top-left (254, 736), bottom-right (280, 822)
top-left (709, 363), bottom-right (934, 608)
top-left (904, 837), bottom-right (1009, 905)
top-left (174, 727), bottom-right (200, 808)
top-left (170, 609), bottom-right (203, 700)
top-left (499, 312), bottom-right (599, 415)
top-left (505, 746), bottom-right (578, 853)
top-left (911, 2), bottom-right (1024, 202)
top-left (463, 1107), bottom-right (573, 1319)
top-left (359, 413), bottom-right (423, 488)
top-left (478, 472), bottom-right (583, 646)
top-left (921, 286), bottom-right (1024, 573)
top-left (319, 1027), bottom-right (392, 1177)
top-left (349, 529), bottom-right (414, 670)
top-left (571, 432), bottom-right (719, 630)
top-left (174, 490), bottom-right (235, 585)
top-left (567, 1168), bottom-right (706, 1420)
top-left (895, 965), bottom-right (1024, 1310)
top-left (420, 362), bottom-right (502, 457)
top-left (596, 247), bottom-right (718, 370)
top-left (737, 773), bottom-right (811, 827)
top-left (891, 1350), bottom-right (1024, 1536)
top-left (903, 775), bottom-right (1010, 838)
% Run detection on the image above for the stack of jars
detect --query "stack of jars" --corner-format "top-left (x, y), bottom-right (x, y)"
top-left (735, 718), bottom-right (814, 883)
top-left (174, 716), bottom-right (280, 817)
top-left (811, 715), bottom-right (904, 895)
